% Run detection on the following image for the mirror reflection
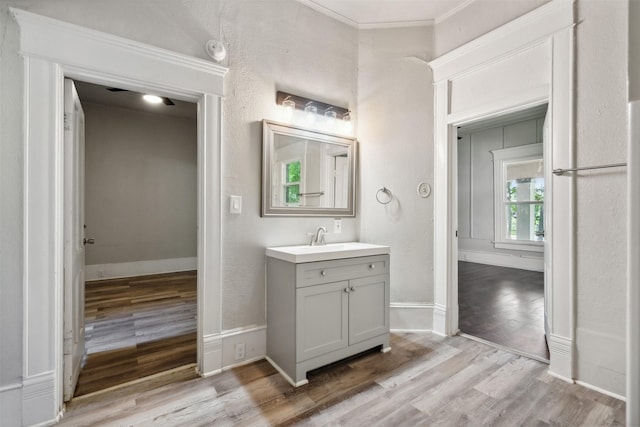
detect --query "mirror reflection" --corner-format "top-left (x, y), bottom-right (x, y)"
top-left (262, 120), bottom-right (356, 217)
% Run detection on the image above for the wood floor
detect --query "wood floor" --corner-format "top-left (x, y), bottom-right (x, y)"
top-left (458, 261), bottom-right (549, 361)
top-left (76, 271), bottom-right (197, 397)
top-left (61, 332), bottom-right (625, 426)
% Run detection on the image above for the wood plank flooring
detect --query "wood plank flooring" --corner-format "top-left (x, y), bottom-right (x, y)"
top-left (76, 271), bottom-right (197, 396)
top-left (61, 332), bottom-right (625, 426)
top-left (458, 261), bottom-right (549, 361)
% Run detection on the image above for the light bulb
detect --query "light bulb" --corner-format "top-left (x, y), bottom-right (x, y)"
top-left (143, 94), bottom-right (163, 104)
top-left (342, 111), bottom-right (353, 133)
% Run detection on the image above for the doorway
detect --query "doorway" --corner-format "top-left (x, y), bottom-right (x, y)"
top-left (455, 106), bottom-right (549, 361)
top-left (66, 80), bottom-right (199, 397)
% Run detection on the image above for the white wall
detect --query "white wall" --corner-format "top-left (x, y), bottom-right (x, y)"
top-left (434, 0), bottom-right (549, 57)
top-left (357, 27), bottom-right (434, 318)
top-left (83, 102), bottom-right (197, 267)
top-left (458, 117), bottom-right (544, 265)
top-left (573, 0), bottom-right (627, 396)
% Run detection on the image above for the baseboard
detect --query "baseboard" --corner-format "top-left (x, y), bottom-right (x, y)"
top-left (0, 382), bottom-right (22, 427)
top-left (575, 380), bottom-right (626, 402)
top-left (458, 249), bottom-right (543, 272)
top-left (547, 333), bottom-right (573, 381)
top-left (85, 257), bottom-right (197, 280)
top-left (432, 304), bottom-right (448, 336)
top-left (390, 303), bottom-right (433, 332)
top-left (200, 325), bottom-right (267, 377)
top-left (22, 371), bottom-right (57, 427)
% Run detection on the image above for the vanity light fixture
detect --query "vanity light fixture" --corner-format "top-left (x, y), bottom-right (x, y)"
top-left (143, 94), bottom-right (163, 104)
top-left (275, 91), bottom-right (350, 128)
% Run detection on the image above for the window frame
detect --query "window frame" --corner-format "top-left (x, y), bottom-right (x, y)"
top-left (491, 143), bottom-right (544, 252)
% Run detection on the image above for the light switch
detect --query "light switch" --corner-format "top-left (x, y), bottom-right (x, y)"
top-left (230, 195), bottom-right (242, 214)
top-left (334, 218), bottom-right (342, 234)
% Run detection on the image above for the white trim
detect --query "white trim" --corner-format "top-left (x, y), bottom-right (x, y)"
top-left (84, 257), bottom-right (197, 281)
top-left (22, 372), bottom-right (56, 427)
top-left (429, 0), bottom-right (574, 81)
top-left (220, 325), bottom-right (267, 368)
top-left (12, 8), bottom-right (226, 426)
top-left (429, 0), bottom-right (575, 384)
top-left (201, 334), bottom-right (223, 377)
top-left (575, 380), bottom-right (626, 403)
top-left (390, 303), bottom-right (434, 332)
top-left (265, 356), bottom-right (309, 387)
top-left (458, 249), bottom-right (543, 272)
top-left (547, 333), bottom-right (573, 380)
top-left (491, 143), bottom-right (545, 252)
top-left (434, 0), bottom-right (476, 25)
top-left (628, 100), bottom-right (640, 426)
top-left (296, 0), bottom-right (434, 29)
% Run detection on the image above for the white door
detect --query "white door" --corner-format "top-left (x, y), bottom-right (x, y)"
top-left (63, 78), bottom-right (86, 401)
top-left (542, 107), bottom-right (550, 339)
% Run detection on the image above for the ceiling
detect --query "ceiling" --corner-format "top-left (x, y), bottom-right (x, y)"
top-left (74, 81), bottom-right (196, 120)
top-left (298, 0), bottom-right (472, 28)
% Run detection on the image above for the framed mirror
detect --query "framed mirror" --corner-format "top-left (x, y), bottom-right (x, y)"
top-left (262, 120), bottom-right (357, 217)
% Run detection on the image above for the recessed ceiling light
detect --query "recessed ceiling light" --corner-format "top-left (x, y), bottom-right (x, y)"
top-left (143, 94), bottom-right (163, 104)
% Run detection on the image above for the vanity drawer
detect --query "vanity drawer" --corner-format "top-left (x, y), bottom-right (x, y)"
top-left (296, 255), bottom-right (389, 288)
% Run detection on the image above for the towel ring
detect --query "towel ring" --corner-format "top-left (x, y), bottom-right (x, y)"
top-left (376, 187), bottom-right (393, 205)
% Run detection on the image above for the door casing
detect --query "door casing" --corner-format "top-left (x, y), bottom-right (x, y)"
top-left (12, 8), bottom-right (226, 424)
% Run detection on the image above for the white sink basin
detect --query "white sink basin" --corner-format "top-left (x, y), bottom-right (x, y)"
top-left (266, 242), bottom-right (390, 263)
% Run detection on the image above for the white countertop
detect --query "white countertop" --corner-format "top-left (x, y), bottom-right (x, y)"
top-left (266, 242), bottom-right (390, 263)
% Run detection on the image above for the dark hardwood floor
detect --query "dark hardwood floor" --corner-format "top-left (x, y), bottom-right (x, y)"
top-left (458, 261), bottom-right (549, 361)
top-left (75, 271), bottom-right (197, 397)
top-left (61, 332), bottom-right (625, 426)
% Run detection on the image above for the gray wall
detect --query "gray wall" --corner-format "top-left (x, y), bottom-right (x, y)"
top-left (358, 26), bottom-right (434, 305)
top-left (457, 117), bottom-right (544, 259)
top-left (83, 102), bottom-right (197, 266)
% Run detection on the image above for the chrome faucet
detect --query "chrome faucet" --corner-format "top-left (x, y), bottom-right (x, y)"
top-left (309, 226), bottom-right (327, 246)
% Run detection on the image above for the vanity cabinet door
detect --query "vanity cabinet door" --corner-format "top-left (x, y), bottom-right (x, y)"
top-left (348, 275), bottom-right (389, 345)
top-left (296, 280), bottom-right (349, 362)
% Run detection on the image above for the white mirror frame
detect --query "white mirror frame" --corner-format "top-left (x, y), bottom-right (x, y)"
top-left (262, 120), bottom-right (357, 217)
top-left (12, 9), bottom-right (226, 425)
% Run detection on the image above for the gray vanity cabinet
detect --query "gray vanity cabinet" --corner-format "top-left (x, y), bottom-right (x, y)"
top-left (266, 254), bottom-right (390, 386)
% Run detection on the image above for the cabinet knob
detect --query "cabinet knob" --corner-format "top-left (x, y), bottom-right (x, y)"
top-left (350, 286), bottom-right (356, 292)
top-left (344, 287), bottom-right (350, 293)
top-left (320, 270), bottom-right (327, 276)
top-left (369, 264), bottom-right (375, 269)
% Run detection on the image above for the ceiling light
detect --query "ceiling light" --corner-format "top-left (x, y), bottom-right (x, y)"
top-left (143, 94), bottom-right (163, 104)
top-left (304, 102), bottom-right (317, 124)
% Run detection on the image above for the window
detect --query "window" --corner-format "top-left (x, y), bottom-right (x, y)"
top-left (283, 160), bottom-right (301, 205)
top-left (492, 143), bottom-right (544, 252)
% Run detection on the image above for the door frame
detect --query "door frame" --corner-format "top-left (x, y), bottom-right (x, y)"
top-left (429, 0), bottom-right (575, 381)
top-left (12, 9), bottom-right (226, 425)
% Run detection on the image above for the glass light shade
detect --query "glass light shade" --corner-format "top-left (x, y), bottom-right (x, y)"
top-left (342, 111), bottom-right (353, 133)
top-left (282, 99), bottom-right (295, 121)
top-left (304, 104), bottom-right (317, 124)
top-left (324, 109), bottom-right (337, 129)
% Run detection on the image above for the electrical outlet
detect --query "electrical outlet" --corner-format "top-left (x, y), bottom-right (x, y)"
top-left (234, 342), bottom-right (245, 360)
top-left (334, 218), bottom-right (342, 234)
